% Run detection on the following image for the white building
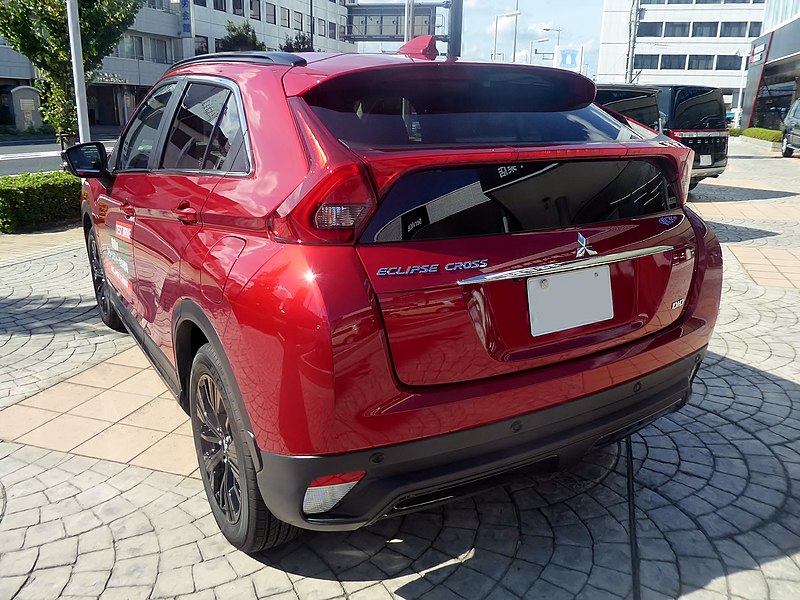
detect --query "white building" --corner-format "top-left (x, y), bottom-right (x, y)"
top-left (597, 0), bottom-right (766, 109)
top-left (0, 0), bottom-right (354, 130)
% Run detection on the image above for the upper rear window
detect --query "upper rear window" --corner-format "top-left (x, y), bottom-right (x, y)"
top-left (304, 66), bottom-right (636, 148)
top-left (658, 86), bottom-right (726, 130)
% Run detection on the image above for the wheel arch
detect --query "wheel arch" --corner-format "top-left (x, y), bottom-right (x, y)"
top-left (173, 299), bottom-right (264, 471)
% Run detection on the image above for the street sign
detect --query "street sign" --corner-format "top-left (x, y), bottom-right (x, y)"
top-left (346, 4), bottom-right (437, 42)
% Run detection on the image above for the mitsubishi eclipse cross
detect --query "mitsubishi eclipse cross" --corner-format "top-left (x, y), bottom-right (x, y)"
top-left (63, 43), bottom-right (722, 552)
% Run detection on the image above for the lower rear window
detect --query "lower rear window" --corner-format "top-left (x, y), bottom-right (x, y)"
top-left (360, 160), bottom-right (680, 243)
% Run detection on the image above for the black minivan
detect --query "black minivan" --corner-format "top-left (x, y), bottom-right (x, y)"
top-left (596, 84), bottom-right (728, 189)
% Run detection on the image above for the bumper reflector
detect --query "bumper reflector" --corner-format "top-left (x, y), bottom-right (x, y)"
top-left (302, 471), bottom-right (365, 515)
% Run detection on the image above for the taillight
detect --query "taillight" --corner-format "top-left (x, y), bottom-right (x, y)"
top-left (268, 99), bottom-right (377, 244)
top-left (679, 149), bottom-right (694, 205)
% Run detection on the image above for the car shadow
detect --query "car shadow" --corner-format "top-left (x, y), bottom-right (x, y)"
top-left (705, 221), bottom-right (780, 244)
top-left (248, 352), bottom-right (800, 599)
top-left (689, 184), bottom-right (797, 202)
top-left (0, 293), bottom-right (108, 336)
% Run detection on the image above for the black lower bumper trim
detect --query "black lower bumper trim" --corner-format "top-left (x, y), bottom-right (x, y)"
top-left (256, 348), bottom-right (705, 531)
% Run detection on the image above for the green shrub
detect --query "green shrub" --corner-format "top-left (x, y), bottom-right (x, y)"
top-left (741, 127), bottom-right (783, 143)
top-left (728, 127), bottom-right (741, 137)
top-left (0, 171), bottom-right (82, 233)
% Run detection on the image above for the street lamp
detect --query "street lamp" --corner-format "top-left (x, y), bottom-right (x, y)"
top-left (492, 10), bottom-right (522, 62)
top-left (543, 27), bottom-right (562, 47)
top-left (736, 47), bottom-right (750, 128)
top-left (529, 37), bottom-right (549, 64)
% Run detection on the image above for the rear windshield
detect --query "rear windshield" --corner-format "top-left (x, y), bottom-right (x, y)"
top-left (657, 86), bottom-right (726, 130)
top-left (594, 89), bottom-right (661, 131)
top-left (304, 67), bottom-right (637, 148)
top-left (360, 160), bottom-right (680, 244)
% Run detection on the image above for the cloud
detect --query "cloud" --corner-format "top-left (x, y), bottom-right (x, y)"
top-left (526, 21), bottom-right (554, 36)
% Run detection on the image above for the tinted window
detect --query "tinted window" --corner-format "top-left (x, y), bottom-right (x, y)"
top-left (716, 55), bottom-right (743, 70)
top-left (664, 22), bottom-right (689, 36)
top-left (660, 87), bottom-right (727, 130)
top-left (692, 22), bottom-right (719, 37)
top-left (118, 83), bottom-right (176, 170)
top-left (594, 89), bottom-right (661, 130)
top-left (162, 83), bottom-right (230, 171)
top-left (688, 55), bottom-right (714, 69)
top-left (306, 67), bottom-right (632, 148)
top-left (634, 54), bottom-right (659, 69)
top-left (361, 160), bottom-right (679, 243)
top-left (205, 97), bottom-right (249, 172)
top-left (661, 54), bottom-right (687, 69)
top-left (720, 22), bottom-right (747, 36)
top-left (638, 22), bottom-right (663, 37)
top-left (749, 22), bottom-right (762, 37)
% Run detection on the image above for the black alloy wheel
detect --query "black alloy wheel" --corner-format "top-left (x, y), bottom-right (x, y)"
top-left (195, 373), bottom-right (242, 524)
top-left (86, 228), bottom-right (125, 332)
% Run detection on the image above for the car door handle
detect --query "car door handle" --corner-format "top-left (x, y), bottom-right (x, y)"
top-left (121, 203), bottom-right (135, 218)
top-left (173, 206), bottom-right (198, 225)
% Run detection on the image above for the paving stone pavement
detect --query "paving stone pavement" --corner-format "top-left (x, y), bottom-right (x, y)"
top-left (0, 238), bottom-right (134, 409)
top-left (1, 142), bottom-right (800, 599)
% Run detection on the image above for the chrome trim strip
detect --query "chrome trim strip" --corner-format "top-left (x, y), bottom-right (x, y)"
top-left (457, 245), bottom-right (674, 285)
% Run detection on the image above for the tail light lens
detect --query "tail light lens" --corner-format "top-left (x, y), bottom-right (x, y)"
top-left (302, 471), bottom-right (365, 514)
top-left (268, 99), bottom-right (377, 244)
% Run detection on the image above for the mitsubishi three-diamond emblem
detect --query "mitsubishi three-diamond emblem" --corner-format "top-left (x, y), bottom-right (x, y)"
top-left (576, 233), bottom-right (598, 258)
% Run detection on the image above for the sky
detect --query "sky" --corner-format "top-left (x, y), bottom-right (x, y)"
top-left (359, 0), bottom-right (605, 77)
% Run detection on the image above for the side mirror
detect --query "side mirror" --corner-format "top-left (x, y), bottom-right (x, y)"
top-left (62, 142), bottom-right (115, 188)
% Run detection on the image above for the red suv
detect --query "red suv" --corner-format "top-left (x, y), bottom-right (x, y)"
top-left (64, 48), bottom-right (722, 552)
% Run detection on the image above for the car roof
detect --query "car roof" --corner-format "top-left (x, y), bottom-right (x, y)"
top-left (595, 83), bottom-right (661, 95)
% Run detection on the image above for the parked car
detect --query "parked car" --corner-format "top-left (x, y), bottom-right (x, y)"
top-left (654, 85), bottom-right (729, 189)
top-left (781, 98), bottom-right (800, 157)
top-left (595, 84), bottom-right (663, 133)
top-left (63, 48), bottom-right (722, 552)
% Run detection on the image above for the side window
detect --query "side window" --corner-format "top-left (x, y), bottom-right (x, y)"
top-left (118, 83), bottom-right (176, 170)
top-left (205, 97), bottom-right (249, 172)
top-left (161, 83), bottom-right (230, 171)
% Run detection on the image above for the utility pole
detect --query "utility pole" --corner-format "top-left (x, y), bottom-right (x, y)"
top-left (404, 0), bottom-right (415, 42)
top-left (309, 0), bottom-right (314, 50)
top-left (447, 0), bottom-right (463, 58)
top-left (66, 0), bottom-right (90, 143)
top-left (625, 0), bottom-right (641, 83)
top-left (511, 0), bottom-right (519, 63)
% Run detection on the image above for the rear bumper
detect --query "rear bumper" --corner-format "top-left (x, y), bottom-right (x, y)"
top-left (256, 346), bottom-right (705, 531)
top-left (691, 165), bottom-right (726, 179)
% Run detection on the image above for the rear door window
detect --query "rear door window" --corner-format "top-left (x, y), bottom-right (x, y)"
top-left (161, 83), bottom-right (230, 170)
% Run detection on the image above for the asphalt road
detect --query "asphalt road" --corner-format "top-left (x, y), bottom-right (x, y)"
top-left (0, 139), bottom-right (116, 176)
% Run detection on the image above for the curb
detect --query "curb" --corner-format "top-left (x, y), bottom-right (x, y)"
top-left (735, 135), bottom-right (781, 152)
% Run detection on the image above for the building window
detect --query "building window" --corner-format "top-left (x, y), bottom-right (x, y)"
top-left (716, 55), bottom-right (743, 69)
top-left (251, 0), bottom-right (260, 19)
top-left (695, 0), bottom-right (721, 3)
top-left (280, 7), bottom-right (289, 27)
top-left (329, 20), bottom-right (337, 39)
top-left (194, 35), bottom-right (208, 55)
top-left (720, 22), bottom-right (747, 37)
top-left (688, 55), bottom-right (714, 69)
top-left (723, 0), bottom-right (749, 3)
top-left (124, 35), bottom-right (144, 59)
top-left (667, 0), bottom-right (692, 3)
top-left (660, 54), bottom-right (687, 69)
top-left (215, 38), bottom-right (225, 52)
top-left (692, 22), bottom-right (719, 37)
top-left (150, 38), bottom-right (168, 63)
top-left (640, 0), bottom-right (665, 3)
top-left (306, 14), bottom-right (312, 32)
top-left (213, 0), bottom-right (225, 11)
top-left (749, 22), bottom-right (762, 37)
top-left (318, 18), bottom-right (326, 36)
top-left (193, 0), bottom-right (206, 6)
top-left (233, 0), bottom-right (243, 16)
top-left (638, 22), bottom-right (663, 37)
top-left (340, 16), bottom-right (346, 39)
top-left (664, 22), bottom-right (689, 37)
top-left (633, 54), bottom-right (659, 69)
top-left (293, 11), bottom-right (302, 30)
top-left (752, 0), bottom-right (764, 3)
top-left (265, 3), bottom-right (276, 24)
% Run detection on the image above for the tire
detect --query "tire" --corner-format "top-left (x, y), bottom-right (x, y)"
top-left (189, 343), bottom-right (301, 552)
top-left (85, 228), bottom-right (126, 332)
top-left (688, 179), bottom-right (701, 191)
top-left (782, 135), bottom-right (794, 158)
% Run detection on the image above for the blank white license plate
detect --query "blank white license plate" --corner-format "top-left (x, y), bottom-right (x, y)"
top-left (527, 266), bottom-right (614, 337)
top-left (699, 154), bottom-right (712, 166)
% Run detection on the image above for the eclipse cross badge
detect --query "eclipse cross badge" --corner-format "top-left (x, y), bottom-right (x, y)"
top-left (577, 233), bottom-right (598, 258)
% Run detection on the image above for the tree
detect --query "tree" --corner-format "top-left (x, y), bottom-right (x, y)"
top-left (0, 0), bottom-right (142, 140)
top-left (280, 33), bottom-right (314, 53)
top-left (216, 20), bottom-right (266, 52)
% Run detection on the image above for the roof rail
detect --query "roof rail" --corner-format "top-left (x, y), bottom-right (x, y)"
top-left (169, 51), bottom-right (307, 71)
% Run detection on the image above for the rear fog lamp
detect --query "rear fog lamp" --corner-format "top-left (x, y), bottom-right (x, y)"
top-left (302, 471), bottom-right (365, 515)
